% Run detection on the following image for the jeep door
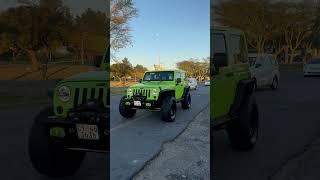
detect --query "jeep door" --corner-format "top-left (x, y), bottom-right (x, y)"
top-left (211, 32), bottom-right (236, 119)
top-left (175, 71), bottom-right (184, 100)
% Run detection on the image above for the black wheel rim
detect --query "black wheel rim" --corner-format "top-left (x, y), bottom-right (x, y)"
top-left (170, 105), bottom-right (176, 119)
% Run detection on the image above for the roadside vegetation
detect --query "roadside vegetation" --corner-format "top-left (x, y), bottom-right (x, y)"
top-left (0, 0), bottom-right (106, 80)
top-left (214, 0), bottom-right (320, 64)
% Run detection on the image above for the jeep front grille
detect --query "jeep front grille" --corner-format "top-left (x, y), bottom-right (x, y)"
top-left (133, 89), bottom-right (151, 98)
top-left (73, 87), bottom-right (106, 108)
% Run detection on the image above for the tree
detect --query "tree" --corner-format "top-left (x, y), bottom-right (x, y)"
top-left (215, 0), bottom-right (273, 53)
top-left (110, 57), bottom-right (133, 84)
top-left (0, 0), bottom-right (72, 70)
top-left (132, 64), bottom-right (148, 81)
top-left (279, 2), bottom-right (313, 63)
top-left (110, 0), bottom-right (138, 60)
top-left (176, 58), bottom-right (209, 81)
top-left (68, 8), bottom-right (107, 64)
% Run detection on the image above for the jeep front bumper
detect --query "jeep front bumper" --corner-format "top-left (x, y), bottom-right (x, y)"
top-left (124, 95), bottom-right (161, 110)
top-left (43, 106), bottom-right (109, 153)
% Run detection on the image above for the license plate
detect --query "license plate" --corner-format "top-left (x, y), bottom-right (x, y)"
top-left (76, 124), bottom-right (99, 140)
top-left (134, 101), bottom-right (141, 106)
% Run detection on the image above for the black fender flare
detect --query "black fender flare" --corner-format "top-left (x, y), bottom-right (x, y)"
top-left (182, 86), bottom-right (190, 97)
top-left (229, 78), bottom-right (255, 116)
top-left (158, 90), bottom-right (175, 101)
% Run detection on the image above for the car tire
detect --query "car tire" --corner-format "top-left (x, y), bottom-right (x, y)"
top-left (181, 90), bottom-right (191, 109)
top-left (226, 95), bottom-right (259, 150)
top-left (28, 107), bottom-right (86, 177)
top-left (161, 96), bottom-right (176, 122)
top-left (119, 96), bottom-right (136, 118)
top-left (270, 76), bottom-right (278, 90)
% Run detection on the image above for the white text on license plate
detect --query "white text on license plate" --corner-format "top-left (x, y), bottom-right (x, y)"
top-left (134, 101), bottom-right (141, 106)
top-left (76, 124), bottom-right (99, 140)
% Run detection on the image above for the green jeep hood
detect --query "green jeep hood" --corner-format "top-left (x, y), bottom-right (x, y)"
top-left (130, 82), bottom-right (175, 90)
top-left (61, 70), bottom-right (107, 83)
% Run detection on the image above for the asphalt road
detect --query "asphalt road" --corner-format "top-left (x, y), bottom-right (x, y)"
top-left (110, 85), bottom-right (210, 180)
top-left (213, 69), bottom-right (320, 180)
top-left (0, 105), bottom-right (108, 180)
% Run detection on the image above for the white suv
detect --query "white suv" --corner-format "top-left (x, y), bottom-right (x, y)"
top-left (188, 78), bottom-right (198, 90)
top-left (249, 53), bottom-right (280, 90)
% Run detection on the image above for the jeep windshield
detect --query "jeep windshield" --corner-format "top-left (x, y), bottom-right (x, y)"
top-left (143, 71), bottom-right (174, 81)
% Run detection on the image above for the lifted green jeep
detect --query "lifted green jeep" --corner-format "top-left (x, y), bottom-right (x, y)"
top-left (119, 69), bottom-right (191, 122)
top-left (211, 26), bottom-right (259, 150)
top-left (28, 49), bottom-right (109, 177)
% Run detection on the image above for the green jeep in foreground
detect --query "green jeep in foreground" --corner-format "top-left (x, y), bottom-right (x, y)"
top-left (28, 49), bottom-right (109, 177)
top-left (211, 26), bottom-right (259, 150)
top-left (119, 69), bottom-right (191, 122)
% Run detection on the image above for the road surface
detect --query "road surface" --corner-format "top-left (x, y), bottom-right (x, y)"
top-left (0, 105), bottom-right (108, 180)
top-left (110, 85), bottom-right (210, 180)
top-left (213, 69), bottom-right (320, 180)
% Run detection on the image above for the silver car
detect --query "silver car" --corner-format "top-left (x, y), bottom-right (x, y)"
top-left (249, 53), bottom-right (280, 90)
top-left (304, 58), bottom-right (320, 76)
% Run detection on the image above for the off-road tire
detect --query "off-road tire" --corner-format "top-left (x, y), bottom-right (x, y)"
top-left (226, 95), bottom-right (259, 150)
top-left (181, 90), bottom-right (191, 109)
top-left (161, 96), bottom-right (176, 122)
top-left (270, 76), bottom-right (278, 90)
top-left (119, 96), bottom-right (136, 118)
top-left (28, 107), bottom-right (86, 177)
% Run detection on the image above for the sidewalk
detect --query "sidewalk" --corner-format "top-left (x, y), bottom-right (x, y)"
top-left (271, 138), bottom-right (320, 180)
top-left (133, 106), bottom-right (210, 180)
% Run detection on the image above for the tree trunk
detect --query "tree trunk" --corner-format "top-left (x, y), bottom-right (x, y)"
top-left (27, 50), bottom-right (39, 70)
top-left (284, 46), bottom-right (289, 64)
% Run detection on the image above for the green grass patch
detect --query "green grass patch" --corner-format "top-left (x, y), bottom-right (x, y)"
top-left (110, 87), bottom-right (127, 95)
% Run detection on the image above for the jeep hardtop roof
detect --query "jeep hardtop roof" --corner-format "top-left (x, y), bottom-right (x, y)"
top-left (145, 69), bottom-right (186, 73)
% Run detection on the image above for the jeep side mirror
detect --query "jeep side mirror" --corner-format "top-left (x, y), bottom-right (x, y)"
top-left (213, 53), bottom-right (227, 68)
top-left (94, 55), bottom-right (103, 68)
top-left (176, 78), bottom-right (181, 84)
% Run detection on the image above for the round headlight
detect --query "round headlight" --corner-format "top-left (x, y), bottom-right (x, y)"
top-left (127, 89), bottom-right (133, 94)
top-left (57, 86), bottom-right (71, 102)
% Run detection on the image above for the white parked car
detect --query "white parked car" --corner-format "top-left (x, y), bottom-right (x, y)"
top-left (188, 78), bottom-right (198, 90)
top-left (204, 80), bottom-right (210, 86)
top-left (249, 53), bottom-right (280, 90)
top-left (303, 58), bottom-right (320, 76)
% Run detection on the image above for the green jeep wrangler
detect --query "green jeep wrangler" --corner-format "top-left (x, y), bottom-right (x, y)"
top-left (211, 26), bottom-right (259, 150)
top-left (119, 69), bottom-right (191, 122)
top-left (28, 49), bottom-right (109, 177)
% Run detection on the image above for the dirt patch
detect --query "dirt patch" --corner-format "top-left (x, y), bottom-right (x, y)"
top-left (133, 106), bottom-right (210, 180)
top-left (0, 64), bottom-right (95, 80)
top-left (110, 81), bottom-right (137, 87)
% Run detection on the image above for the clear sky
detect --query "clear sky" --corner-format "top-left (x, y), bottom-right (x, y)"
top-left (116, 0), bottom-right (210, 70)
